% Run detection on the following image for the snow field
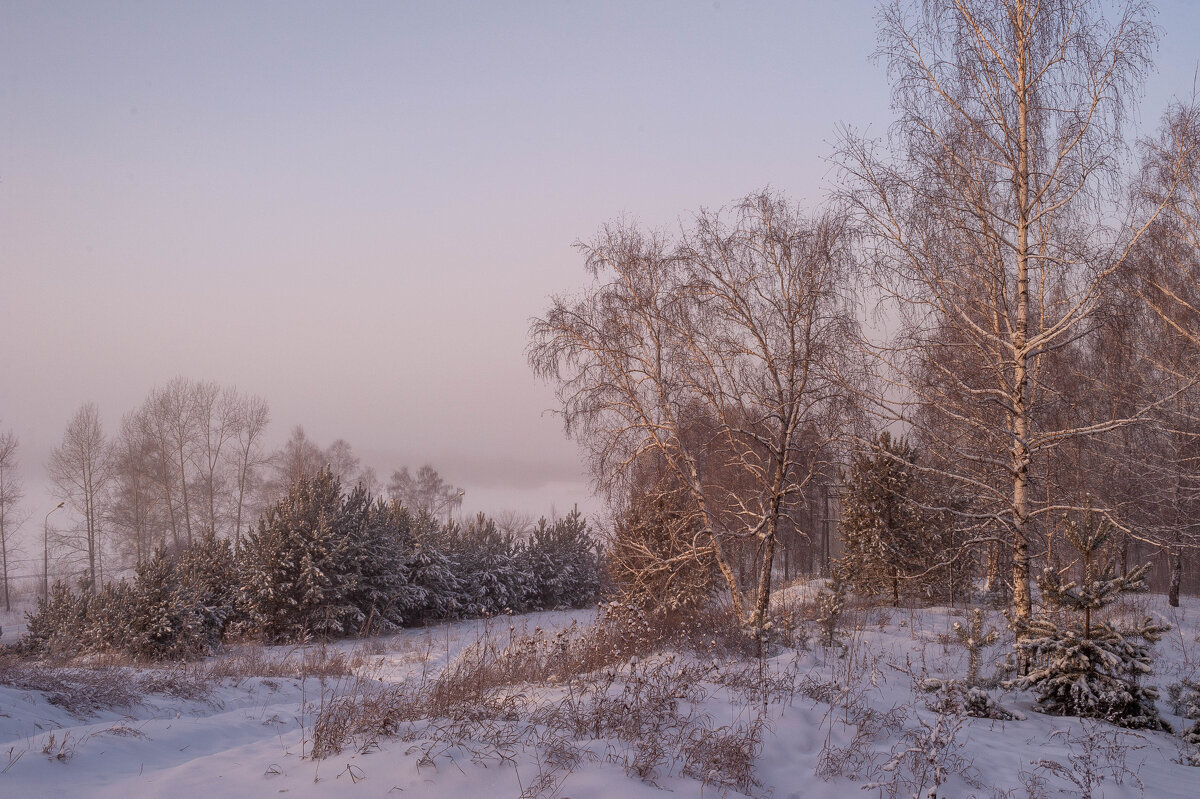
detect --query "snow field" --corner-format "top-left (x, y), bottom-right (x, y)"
top-left (2, 592), bottom-right (1199, 797)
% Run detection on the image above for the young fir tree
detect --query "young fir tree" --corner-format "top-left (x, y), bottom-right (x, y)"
top-left (238, 468), bottom-right (362, 641)
top-left (523, 508), bottom-right (600, 611)
top-left (448, 513), bottom-right (528, 616)
top-left (23, 580), bottom-right (87, 658)
top-left (1010, 510), bottom-right (1170, 729)
top-left (349, 497), bottom-right (418, 633)
top-left (402, 510), bottom-right (467, 622)
top-left (815, 576), bottom-right (846, 648)
top-left (837, 432), bottom-right (953, 604)
top-left (1167, 679), bottom-right (1200, 764)
top-left (175, 533), bottom-right (238, 644)
top-left (126, 546), bottom-right (210, 660)
top-left (954, 608), bottom-right (1000, 687)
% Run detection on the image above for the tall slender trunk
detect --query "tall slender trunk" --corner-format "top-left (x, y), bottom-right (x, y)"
top-left (984, 542), bottom-right (1000, 593)
top-left (1170, 424), bottom-right (1184, 607)
top-left (0, 467), bottom-right (9, 612)
top-left (177, 436), bottom-right (193, 546)
top-left (1169, 546), bottom-right (1182, 607)
top-left (85, 461), bottom-right (98, 593)
top-left (1010, 9), bottom-right (1034, 632)
top-left (234, 449), bottom-right (250, 544)
top-left (0, 510), bottom-right (8, 613)
top-left (750, 513), bottom-right (778, 633)
top-left (154, 423), bottom-right (181, 549)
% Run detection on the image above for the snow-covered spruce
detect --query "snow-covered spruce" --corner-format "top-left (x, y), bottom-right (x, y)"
top-left (836, 432), bottom-right (965, 605)
top-left (1171, 679), bottom-right (1200, 764)
top-left (921, 608), bottom-right (1021, 719)
top-left (1008, 510), bottom-right (1170, 729)
top-left (815, 577), bottom-right (845, 648)
top-left (522, 508), bottom-right (601, 611)
top-left (21, 468), bottom-right (603, 657)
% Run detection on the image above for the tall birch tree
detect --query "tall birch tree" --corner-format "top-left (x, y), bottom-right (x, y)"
top-left (531, 190), bottom-right (864, 632)
top-left (838, 0), bottom-right (1191, 629)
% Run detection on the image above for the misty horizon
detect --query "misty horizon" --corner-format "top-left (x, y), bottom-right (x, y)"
top-left (4, 0), bottom-right (1200, 567)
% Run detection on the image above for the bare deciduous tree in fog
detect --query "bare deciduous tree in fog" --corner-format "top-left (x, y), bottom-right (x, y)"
top-left (110, 412), bottom-right (164, 568)
top-left (192, 382), bottom-right (239, 538)
top-left (273, 425), bottom-right (325, 490)
top-left (227, 393), bottom-right (270, 541)
top-left (47, 403), bottom-right (112, 592)
top-left (1138, 102), bottom-right (1200, 353)
top-left (0, 427), bottom-right (24, 611)
top-left (530, 189), bottom-right (865, 632)
top-left (387, 464), bottom-right (464, 520)
top-left (838, 0), bottom-right (1195, 629)
top-left (324, 438), bottom-right (361, 486)
top-left (1130, 103), bottom-right (1200, 604)
top-left (105, 381), bottom-right (272, 564)
top-left (157, 378), bottom-right (202, 546)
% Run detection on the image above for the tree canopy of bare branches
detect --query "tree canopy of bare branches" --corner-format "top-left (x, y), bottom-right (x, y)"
top-left (48, 403), bottom-right (112, 592)
top-left (530, 189), bottom-right (866, 630)
top-left (387, 464), bottom-right (464, 521)
top-left (0, 426), bottom-right (25, 611)
top-left (838, 0), bottom-right (1196, 628)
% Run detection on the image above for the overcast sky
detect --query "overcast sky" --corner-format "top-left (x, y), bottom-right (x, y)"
top-left (3, 1), bottom-right (1199, 533)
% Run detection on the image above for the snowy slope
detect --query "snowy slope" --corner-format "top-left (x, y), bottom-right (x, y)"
top-left (3, 597), bottom-right (1199, 797)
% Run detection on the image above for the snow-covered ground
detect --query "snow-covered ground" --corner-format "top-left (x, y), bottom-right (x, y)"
top-left (1, 605), bottom-right (34, 646)
top-left (2, 592), bottom-right (1199, 798)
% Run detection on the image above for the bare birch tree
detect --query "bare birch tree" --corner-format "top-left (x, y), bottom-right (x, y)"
top-left (192, 381), bottom-right (240, 538)
top-left (530, 189), bottom-right (864, 631)
top-left (227, 392), bottom-right (270, 541)
top-left (387, 464), bottom-right (464, 519)
top-left (324, 439), bottom-right (361, 486)
top-left (273, 425), bottom-right (325, 490)
top-left (156, 378), bottom-right (200, 546)
top-left (837, 0), bottom-right (1193, 629)
top-left (47, 403), bottom-right (112, 592)
top-left (1136, 102), bottom-right (1200, 351)
top-left (1126, 104), bottom-right (1200, 604)
top-left (109, 411), bottom-right (166, 568)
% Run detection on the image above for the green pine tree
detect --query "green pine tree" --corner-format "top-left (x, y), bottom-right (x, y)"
top-left (1010, 509), bottom-right (1170, 729)
top-left (238, 468), bottom-right (361, 641)
top-left (836, 432), bottom-right (957, 604)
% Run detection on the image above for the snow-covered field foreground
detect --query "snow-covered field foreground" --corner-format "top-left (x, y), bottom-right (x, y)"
top-left (3, 588), bottom-right (1200, 798)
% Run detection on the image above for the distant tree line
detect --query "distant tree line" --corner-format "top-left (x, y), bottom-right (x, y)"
top-left (22, 468), bottom-right (599, 660)
top-left (9, 376), bottom-right (474, 601)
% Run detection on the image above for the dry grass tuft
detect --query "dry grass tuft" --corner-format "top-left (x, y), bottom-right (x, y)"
top-left (0, 638), bottom-right (366, 716)
top-left (304, 606), bottom-right (784, 794)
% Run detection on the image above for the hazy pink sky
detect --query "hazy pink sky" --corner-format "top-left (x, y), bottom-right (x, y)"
top-left (3, 0), bottom-right (1199, 523)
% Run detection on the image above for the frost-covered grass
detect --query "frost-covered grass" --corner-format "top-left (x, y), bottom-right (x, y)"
top-left (2, 590), bottom-right (1200, 797)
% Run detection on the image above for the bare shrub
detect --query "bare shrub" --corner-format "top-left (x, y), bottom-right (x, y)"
top-left (1030, 721), bottom-right (1146, 798)
top-left (680, 718), bottom-right (764, 791)
top-left (0, 662), bottom-right (144, 715)
top-left (866, 692), bottom-right (983, 798)
top-left (135, 662), bottom-right (215, 702)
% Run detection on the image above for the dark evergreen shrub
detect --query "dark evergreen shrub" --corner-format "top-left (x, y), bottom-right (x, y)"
top-left (523, 508), bottom-right (600, 610)
top-left (23, 580), bottom-right (87, 658)
top-left (237, 468), bottom-right (363, 641)
top-left (446, 513), bottom-right (528, 616)
top-left (836, 432), bottom-right (964, 604)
